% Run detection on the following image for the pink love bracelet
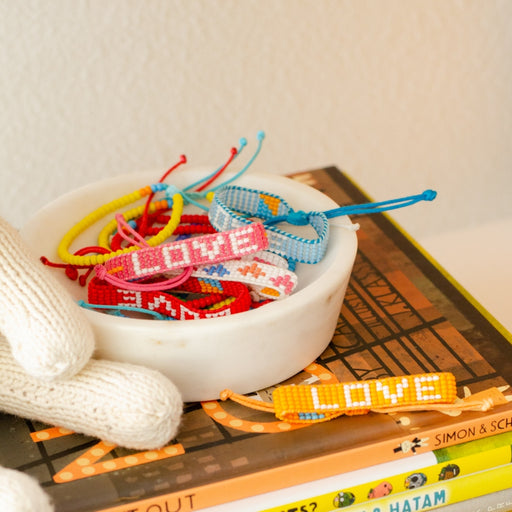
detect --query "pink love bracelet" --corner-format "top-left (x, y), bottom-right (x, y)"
top-left (96, 222), bottom-right (268, 283)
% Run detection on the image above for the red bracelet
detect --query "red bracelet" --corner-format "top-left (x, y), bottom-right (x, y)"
top-left (87, 276), bottom-right (253, 320)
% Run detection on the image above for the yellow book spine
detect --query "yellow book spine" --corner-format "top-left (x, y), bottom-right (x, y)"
top-left (341, 463), bottom-right (512, 512)
top-left (260, 445), bottom-right (512, 512)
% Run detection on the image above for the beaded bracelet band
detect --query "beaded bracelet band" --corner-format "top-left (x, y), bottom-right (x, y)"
top-left (88, 275), bottom-right (253, 320)
top-left (182, 254), bottom-right (297, 299)
top-left (57, 184), bottom-right (184, 266)
top-left (98, 248), bottom-right (296, 299)
top-left (221, 373), bottom-right (457, 423)
top-left (209, 185), bottom-right (330, 264)
top-left (272, 372), bottom-right (456, 422)
top-left (221, 374), bottom-right (512, 424)
top-left (98, 222), bottom-right (268, 283)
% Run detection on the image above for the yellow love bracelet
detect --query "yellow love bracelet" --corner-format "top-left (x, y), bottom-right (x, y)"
top-left (220, 372), bottom-right (511, 424)
top-left (271, 373), bottom-right (457, 422)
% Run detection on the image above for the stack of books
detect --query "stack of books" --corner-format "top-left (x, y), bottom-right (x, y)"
top-left (1, 167), bottom-right (511, 512)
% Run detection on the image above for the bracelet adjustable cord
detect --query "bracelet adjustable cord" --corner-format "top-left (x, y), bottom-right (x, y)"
top-left (109, 213), bottom-right (216, 251)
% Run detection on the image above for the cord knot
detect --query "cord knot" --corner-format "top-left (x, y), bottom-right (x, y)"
top-left (219, 389), bottom-right (234, 401)
top-left (422, 189), bottom-right (437, 201)
top-left (94, 264), bottom-right (107, 280)
top-left (286, 209), bottom-right (309, 226)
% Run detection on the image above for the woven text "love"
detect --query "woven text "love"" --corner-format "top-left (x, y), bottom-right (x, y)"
top-left (104, 222), bottom-right (269, 280)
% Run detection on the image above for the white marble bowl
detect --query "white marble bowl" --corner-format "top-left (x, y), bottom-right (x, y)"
top-left (21, 169), bottom-right (358, 401)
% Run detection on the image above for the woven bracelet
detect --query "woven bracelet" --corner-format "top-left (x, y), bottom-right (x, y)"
top-left (98, 222), bottom-right (268, 283)
top-left (88, 275), bottom-right (253, 320)
top-left (272, 372), bottom-right (457, 422)
top-left (221, 373), bottom-right (457, 423)
top-left (189, 255), bottom-right (297, 300)
top-left (209, 185), bottom-right (329, 264)
top-left (209, 185), bottom-right (437, 265)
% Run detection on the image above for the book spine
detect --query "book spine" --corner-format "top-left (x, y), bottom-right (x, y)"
top-left (256, 443), bottom-right (512, 512)
top-left (98, 409), bottom-right (512, 512)
top-left (260, 463), bottom-right (512, 512)
top-left (196, 440), bottom-right (512, 512)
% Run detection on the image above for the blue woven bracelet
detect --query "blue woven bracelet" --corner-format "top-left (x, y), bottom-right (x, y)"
top-left (209, 185), bottom-right (437, 265)
top-left (209, 185), bottom-right (330, 264)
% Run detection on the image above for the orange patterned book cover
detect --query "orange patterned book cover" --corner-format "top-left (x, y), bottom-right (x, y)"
top-left (1, 166), bottom-right (511, 512)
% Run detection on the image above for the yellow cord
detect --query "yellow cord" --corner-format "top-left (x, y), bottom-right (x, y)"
top-left (57, 186), bottom-right (184, 266)
top-left (219, 389), bottom-right (277, 412)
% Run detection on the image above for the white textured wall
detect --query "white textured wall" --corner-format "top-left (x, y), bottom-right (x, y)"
top-left (1, 0), bottom-right (511, 241)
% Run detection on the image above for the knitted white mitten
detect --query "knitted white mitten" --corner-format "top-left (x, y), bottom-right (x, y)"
top-left (0, 467), bottom-right (54, 512)
top-left (0, 216), bottom-right (184, 510)
top-left (0, 340), bottom-right (182, 449)
top-left (0, 218), bottom-right (94, 380)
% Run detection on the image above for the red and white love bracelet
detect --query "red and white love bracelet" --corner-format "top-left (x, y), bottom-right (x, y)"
top-left (88, 276), bottom-right (253, 320)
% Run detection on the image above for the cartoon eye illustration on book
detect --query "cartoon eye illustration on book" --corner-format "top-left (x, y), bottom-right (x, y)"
top-left (367, 481), bottom-right (393, 499)
top-left (438, 464), bottom-right (461, 480)
top-left (405, 472), bottom-right (427, 489)
top-left (332, 491), bottom-right (356, 508)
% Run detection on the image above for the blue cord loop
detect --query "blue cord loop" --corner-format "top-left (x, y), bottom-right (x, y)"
top-left (263, 190), bottom-right (436, 228)
top-left (324, 189), bottom-right (437, 219)
top-left (78, 300), bottom-right (172, 320)
top-left (208, 131), bottom-right (265, 192)
top-left (183, 131), bottom-right (264, 194)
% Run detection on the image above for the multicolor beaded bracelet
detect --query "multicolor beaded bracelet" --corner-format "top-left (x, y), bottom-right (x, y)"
top-left (108, 215), bottom-right (293, 298)
top-left (87, 275), bottom-right (253, 320)
top-left (183, 254), bottom-right (297, 299)
top-left (97, 222), bottom-right (268, 284)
